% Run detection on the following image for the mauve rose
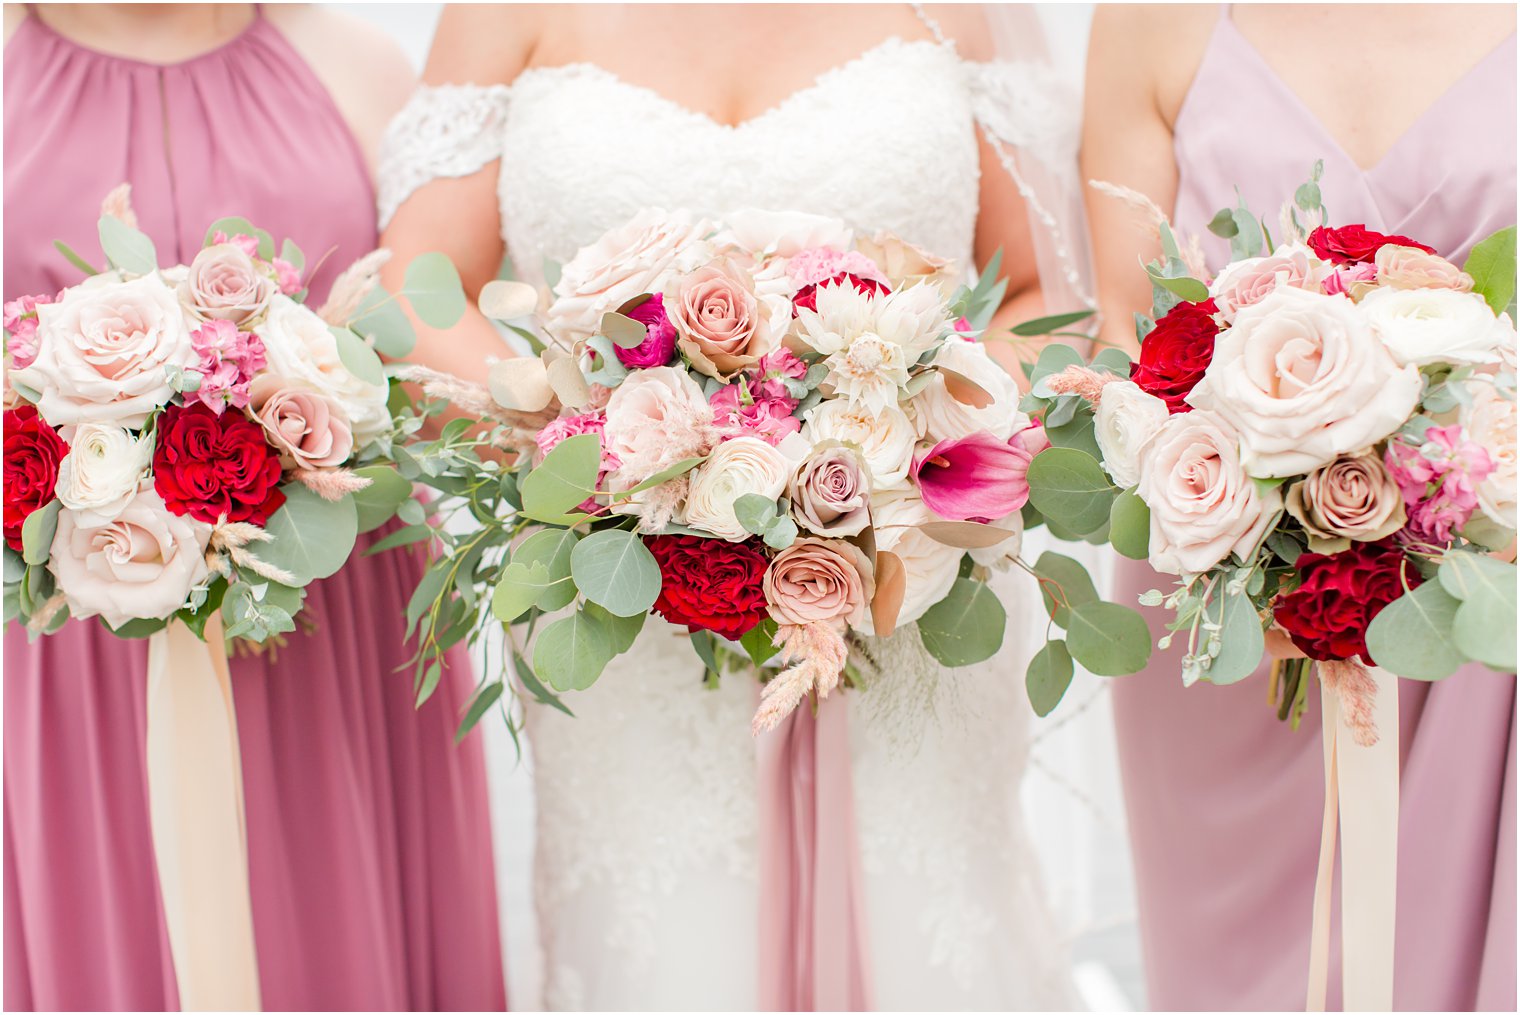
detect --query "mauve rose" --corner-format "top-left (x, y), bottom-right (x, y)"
top-left (47, 486), bottom-right (211, 630)
top-left (11, 274), bottom-right (195, 429)
top-left (249, 375), bottom-right (354, 470)
top-left (179, 242), bottom-right (276, 327)
top-left (668, 259), bottom-right (786, 380)
top-left (803, 399), bottom-right (916, 490)
top-left (614, 295), bottom-right (678, 369)
top-left (1208, 243), bottom-right (1326, 323)
top-left (1373, 245), bottom-right (1474, 292)
top-left (1285, 449), bottom-right (1407, 553)
top-left (1137, 409), bottom-right (1281, 576)
top-left (548, 209), bottom-right (712, 343)
top-left (788, 442), bottom-right (871, 537)
top-left (1187, 287), bottom-right (1421, 478)
top-left (764, 536), bottom-right (874, 629)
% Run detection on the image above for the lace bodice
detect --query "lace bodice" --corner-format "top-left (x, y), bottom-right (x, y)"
top-left (379, 34), bottom-right (1078, 1009)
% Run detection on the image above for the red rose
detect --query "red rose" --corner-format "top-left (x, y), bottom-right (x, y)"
top-left (2, 405), bottom-right (68, 551)
top-left (1307, 225), bottom-right (1436, 265)
top-left (793, 273), bottom-right (890, 315)
top-left (645, 534), bottom-right (771, 640)
top-left (153, 402), bottom-right (285, 525)
top-left (1130, 298), bottom-right (1220, 413)
top-left (1272, 541), bottom-right (1417, 662)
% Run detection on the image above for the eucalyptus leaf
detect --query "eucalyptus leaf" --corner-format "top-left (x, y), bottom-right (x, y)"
top-left (917, 578), bottom-right (1006, 667)
top-left (1044, 409), bottom-right (1103, 462)
top-left (1026, 448), bottom-right (1117, 536)
top-left (53, 240), bottom-right (101, 276)
top-left (1463, 226), bottom-right (1517, 316)
top-left (1026, 343), bottom-right (1084, 388)
top-left (98, 215), bottom-right (158, 275)
top-left (583, 334), bottom-right (631, 388)
top-left (601, 311), bottom-right (649, 349)
top-left (734, 493), bottom-right (779, 536)
top-left (1026, 639), bottom-right (1075, 717)
top-left (1032, 551), bottom-right (1099, 628)
top-left (491, 560), bottom-right (556, 623)
top-left (513, 651), bottom-right (575, 717)
top-left (1109, 489), bottom-right (1151, 561)
top-left (514, 528), bottom-right (580, 612)
top-left (3, 546), bottom-right (26, 584)
top-left (1201, 589), bottom-right (1265, 685)
top-left (1065, 601), bottom-right (1152, 676)
top-left (534, 608), bottom-right (614, 692)
top-left (330, 326), bottom-right (385, 386)
top-left (520, 433), bottom-right (600, 522)
top-left (585, 602), bottom-right (647, 655)
top-left (249, 483), bottom-right (358, 585)
top-left (1144, 268), bottom-right (1210, 304)
top-left (570, 529), bottom-right (661, 617)
top-left (762, 515), bottom-right (799, 551)
top-left (403, 252), bottom-right (467, 328)
top-left (279, 238), bottom-right (305, 271)
top-left (455, 681), bottom-right (505, 742)
top-left (351, 465), bottom-right (413, 533)
top-left (349, 287), bottom-right (417, 358)
top-left (738, 618), bottom-right (781, 667)
top-left (20, 501), bottom-right (60, 566)
top-left (1364, 580), bottom-right (1464, 679)
top-left (611, 455), bottom-right (707, 496)
top-left (689, 629), bottom-right (721, 677)
top-left (1010, 310), bottom-right (1094, 337)
top-left (363, 523), bottom-right (432, 556)
top-left (1207, 208), bottom-right (1239, 238)
top-left (1090, 346), bottom-right (1133, 377)
top-left (1438, 552), bottom-right (1518, 671)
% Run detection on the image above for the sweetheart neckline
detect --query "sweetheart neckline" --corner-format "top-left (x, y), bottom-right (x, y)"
top-left (510, 36), bottom-right (950, 133)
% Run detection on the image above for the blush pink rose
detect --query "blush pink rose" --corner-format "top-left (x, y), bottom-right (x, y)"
top-left (763, 536), bottom-right (874, 629)
top-left (601, 366), bottom-right (714, 486)
top-left (179, 242), bottom-right (276, 327)
top-left (1208, 243), bottom-right (1326, 323)
top-left (1284, 449), bottom-right (1407, 553)
top-left (249, 375), bottom-right (355, 470)
top-left (668, 259), bottom-right (785, 380)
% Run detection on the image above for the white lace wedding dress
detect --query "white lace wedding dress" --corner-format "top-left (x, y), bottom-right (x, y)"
top-left (381, 31), bottom-right (1082, 1012)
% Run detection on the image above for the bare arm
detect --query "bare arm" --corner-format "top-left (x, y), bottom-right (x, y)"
top-left (1080, 5), bottom-right (1213, 356)
top-left (378, 4), bottom-right (548, 385)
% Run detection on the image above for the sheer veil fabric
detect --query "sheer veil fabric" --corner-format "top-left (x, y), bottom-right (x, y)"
top-left (379, 5), bottom-right (1119, 1008)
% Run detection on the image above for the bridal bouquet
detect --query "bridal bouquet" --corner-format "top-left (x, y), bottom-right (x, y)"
top-left (2, 192), bottom-right (463, 645)
top-left (393, 208), bottom-right (1109, 735)
top-left (1024, 167), bottom-right (1517, 721)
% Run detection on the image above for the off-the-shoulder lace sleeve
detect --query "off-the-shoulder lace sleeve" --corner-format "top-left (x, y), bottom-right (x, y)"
top-left (376, 84), bottom-right (513, 228)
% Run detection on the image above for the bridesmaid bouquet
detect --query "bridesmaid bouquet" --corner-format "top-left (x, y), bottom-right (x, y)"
top-left (393, 208), bottom-right (1091, 735)
top-left (1, 191), bottom-right (464, 646)
top-left (1025, 166), bottom-right (1517, 721)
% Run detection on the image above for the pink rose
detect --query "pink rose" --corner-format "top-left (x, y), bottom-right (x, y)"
top-left (788, 442), bottom-right (871, 537)
top-left (1322, 261), bottom-right (1379, 297)
top-left (1373, 245), bottom-right (1474, 292)
top-left (613, 295), bottom-right (678, 369)
top-left (249, 375), bottom-right (355, 470)
top-left (668, 259), bottom-right (786, 380)
top-left (179, 242), bottom-right (276, 327)
top-left (764, 536), bottom-right (874, 629)
top-left (1284, 449), bottom-right (1407, 553)
top-left (47, 486), bottom-right (212, 629)
top-left (914, 430), bottom-right (1037, 522)
top-left (1136, 409), bottom-right (1281, 576)
top-left (1208, 243), bottom-right (1326, 323)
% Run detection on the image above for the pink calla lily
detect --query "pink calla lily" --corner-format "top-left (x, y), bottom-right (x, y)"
top-left (913, 429), bottom-right (1037, 522)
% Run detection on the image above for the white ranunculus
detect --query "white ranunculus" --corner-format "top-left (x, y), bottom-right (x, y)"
top-left (546, 209), bottom-right (713, 343)
top-left (682, 436), bottom-right (794, 540)
top-left (12, 273), bottom-right (194, 429)
top-left (802, 399), bottom-right (917, 491)
top-left (908, 340), bottom-right (1025, 443)
top-left (1137, 409), bottom-right (1281, 576)
top-left (1461, 378), bottom-right (1518, 530)
top-left (859, 490), bottom-right (963, 630)
top-left (254, 295), bottom-right (390, 446)
top-left (1187, 287), bottom-right (1421, 478)
top-left (1094, 381), bottom-right (1169, 489)
top-left (48, 486), bottom-right (211, 630)
top-left (1360, 286), bottom-right (1510, 367)
top-left (54, 423), bottom-right (153, 525)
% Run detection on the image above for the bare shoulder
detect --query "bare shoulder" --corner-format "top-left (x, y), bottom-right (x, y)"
top-left (420, 3), bottom-right (549, 87)
top-left (264, 5), bottom-right (415, 171)
top-left (1088, 4), bottom-right (1217, 123)
top-left (3, 3), bottom-right (27, 45)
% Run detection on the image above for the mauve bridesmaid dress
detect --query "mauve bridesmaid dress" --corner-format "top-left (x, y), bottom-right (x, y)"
top-left (2, 10), bottom-right (505, 1011)
top-left (1111, 9), bottom-right (1517, 1011)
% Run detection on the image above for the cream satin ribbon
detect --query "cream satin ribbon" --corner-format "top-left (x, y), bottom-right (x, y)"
top-left (1306, 663), bottom-right (1400, 1012)
top-left (145, 616), bottom-right (262, 1011)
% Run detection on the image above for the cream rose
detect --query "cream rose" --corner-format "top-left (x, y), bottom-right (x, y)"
top-left (908, 340), bottom-right (1025, 442)
top-left (601, 366), bottom-right (714, 486)
top-left (859, 491), bottom-right (964, 628)
top-left (1360, 286), bottom-right (1510, 367)
top-left (683, 436), bottom-right (793, 540)
top-left (48, 486), bottom-right (211, 629)
top-left (254, 295), bottom-right (390, 446)
top-left (802, 399), bottom-right (916, 490)
top-left (1284, 449), bottom-right (1407, 553)
top-left (54, 423), bottom-right (153, 525)
top-left (788, 441), bottom-right (871, 537)
top-left (12, 273), bottom-right (194, 428)
top-left (178, 242), bottom-right (276, 327)
top-left (667, 259), bottom-right (787, 380)
top-left (1373, 244), bottom-right (1474, 292)
top-left (1137, 410), bottom-right (1281, 576)
top-left (249, 375), bottom-right (354, 470)
top-left (546, 209), bottom-right (712, 342)
top-left (1461, 379), bottom-right (1518, 530)
top-left (1187, 287), bottom-right (1421, 477)
top-left (1094, 380), bottom-right (1169, 489)
top-left (1208, 243), bottom-right (1326, 323)
top-left (764, 536), bottom-right (874, 628)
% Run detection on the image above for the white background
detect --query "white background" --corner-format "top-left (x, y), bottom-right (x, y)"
top-left (337, 4), bottom-right (1142, 1009)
